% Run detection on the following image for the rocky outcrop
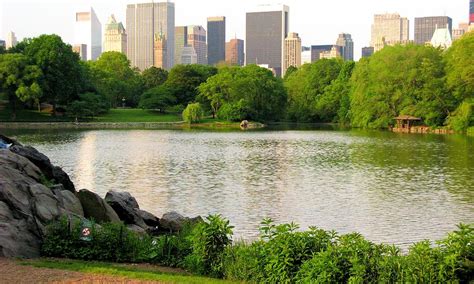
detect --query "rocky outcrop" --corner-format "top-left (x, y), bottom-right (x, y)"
top-left (77, 189), bottom-right (120, 223)
top-left (160, 211), bottom-right (203, 233)
top-left (104, 191), bottom-right (147, 229)
top-left (0, 149), bottom-right (84, 258)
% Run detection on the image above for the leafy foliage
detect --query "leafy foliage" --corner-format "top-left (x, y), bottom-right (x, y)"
top-left (141, 67), bottom-right (168, 90)
top-left (139, 84), bottom-right (177, 112)
top-left (68, 92), bottom-right (110, 120)
top-left (182, 102), bottom-right (204, 123)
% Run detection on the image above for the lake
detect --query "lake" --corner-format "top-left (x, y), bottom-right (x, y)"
top-left (3, 128), bottom-right (473, 247)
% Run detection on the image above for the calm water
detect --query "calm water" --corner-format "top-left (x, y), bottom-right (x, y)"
top-left (3, 128), bottom-right (474, 247)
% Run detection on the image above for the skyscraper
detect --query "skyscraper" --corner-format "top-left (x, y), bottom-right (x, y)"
top-left (452, 23), bottom-right (469, 41)
top-left (246, 4), bottom-right (289, 77)
top-left (471, 0), bottom-right (474, 24)
top-left (74, 7), bottom-right (102, 60)
top-left (320, 46), bottom-right (341, 60)
top-left (104, 15), bottom-right (127, 54)
top-left (187, 25), bottom-right (207, 65)
top-left (225, 39), bottom-right (244, 66)
top-left (414, 16), bottom-right (452, 45)
top-left (283, 32), bottom-right (301, 75)
top-left (311, 45), bottom-right (333, 62)
top-left (181, 46), bottom-right (198, 65)
top-left (72, 44), bottom-right (87, 60)
top-left (301, 46), bottom-right (311, 64)
top-left (175, 26), bottom-right (188, 65)
top-left (361, 47), bottom-right (374, 58)
top-left (207, 17), bottom-right (226, 66)
top-left (336, 33), bottom-right (354, 61)
top-left (126, 1), bottom-right (175, 70)
top-left (371, 13), bottom-right (409, 51)
top-left (154, 32), bottom-right (167, 68)
top-left (6, 32), bottom-right (17, 49)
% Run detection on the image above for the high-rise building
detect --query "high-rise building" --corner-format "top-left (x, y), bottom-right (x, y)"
top-left (336, 33), bottom-right (354, 61)
top-left (414, 16), bottom-right (452, 45)
top-left (301, 46), bottom-right (311, 64)
top-left (361, 47), bottom-right (374, 58)
top-left (470, 0), bottom-right (474, 24)
top-left (320, 46), bottom-right (341, 59)
top-left (246, 4), bottom-right (289, 77)
top-left (175, 26), bottom-right (188, 65)
top-left (74, 7), bottom-right (102, 60)
top-left (126, 1), bottom-right (175, 70)
top-left (181, 46), bottom-right (198, 65)
top-left (283, 32), bottom-right (301, 75)
top-left (225, 38), bottom-right (244, 66)
top-left (431, 25), bottom-right (452, 49)
top-left (104, 15), bottom-right (127, 54)
top-left (371, 13), bottom-right (409, 51)
top-left (72, 44), bottom-right (88, 61)
top-left (154, 32), bottom-right (167, 68)
top-left (311, 45), bottom-right (333, 62)
top-left (6, 31), bottom-right (17, 49)
top-left (452, 23), bottom-right (469, 41)
top-left (207, 16), bottom-right (226, 66)
top-left (187, 25), bottom-right (207, 65)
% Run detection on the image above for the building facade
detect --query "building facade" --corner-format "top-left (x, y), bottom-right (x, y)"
top-left (74, 7), bottom-right (102, 60)
top-left (311, 45), bottom-right (333, 61)
top-left (371, 13), bottom-right (409, 51)
top-left (301, 46), bottom-right (311, 64)
top-left (246, 4), bottom-right (289, 77)
top-left (361, 46), bottom-right (374, 58)
top-left (471, 0), bottom-right (474, 24)
top-left (181, 46), bottom-right (198, 65)
top-left (188, 25), bottom-right (207, 65)
top-left (153, 32), bottom-right (167, 68)
top-left (320, 46), bottom-right (341, 59)
top-left (72, 44), bottom-right (88, 61)
top-left (414, 16), bottom-right (452, 45)
top-left (336, 33), bottom-right (354, 61)
top-left (452, 23), bottom-right (469, 41)
top-left (104, 15), bottom-right (127, 54)
top-left (207, 17), bottom-right (226, 66)
top-left (126, 1), bottom-right (175, 70)
top-left (225, 38), bottom-right (244, 66)
top-left (283, 32), bottom-right (301, 75)
top-left (6, 31), bottom-right (17, 49)
top-left (431, 25), bottom-right (452, 49)
top-left (175, 26), bottom-right (188, 65)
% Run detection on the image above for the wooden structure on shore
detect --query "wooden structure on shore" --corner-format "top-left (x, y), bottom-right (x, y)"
top-left (391, 115), bottom-right (454, 134)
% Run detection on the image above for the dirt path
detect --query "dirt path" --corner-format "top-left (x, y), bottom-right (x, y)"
top-left (0, 258), bottom-right (162, 283)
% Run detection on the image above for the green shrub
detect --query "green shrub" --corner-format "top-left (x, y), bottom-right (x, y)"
top-left (147, 223), bottom-right (194, 267)
top-left (217, 100), bottom-right (252, 122)
top-left (446, 99), bottom-right (474, 132)
top-left (185, 214), bottom-right (234, 277)
top-left (222, 241), bottom-right (265, 282)
top-left (182, 102), bottom-right (204, 123)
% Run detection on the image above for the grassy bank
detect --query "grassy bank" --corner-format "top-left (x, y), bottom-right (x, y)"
top-left (20, 259), bottom-right (234, 284)
top-left (96, 109), bottom-right (182, 123)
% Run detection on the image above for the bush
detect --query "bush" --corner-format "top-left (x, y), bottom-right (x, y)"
top-left (217, 100), bottom-right (252, 122)
top-left (185, 214), bottom-right (234, 278)
top-left (147, 223), bottom-right (194, 267)
top-left (446, 99), bottom-right (474, 132)
top-left (182, 102), bottom-right (204, 123)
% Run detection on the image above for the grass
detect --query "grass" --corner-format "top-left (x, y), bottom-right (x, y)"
top-left (0, 108), bottom-right (70, 122)
top-left (93, 109), bottom-right (182, 123)
top-left (20, 259), bottom-right (236, 284)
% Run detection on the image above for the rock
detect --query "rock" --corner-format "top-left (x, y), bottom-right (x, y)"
top-left (51, 166), bottom-right (75, 193)
top-left (105, 191), bottom-right (146, 229)
top-left (0, 150), bottom-right (42, 181)
top-left (240, 120), bottom-right (249, 129)
top-left (127, 224), bottom-right (147, 235)
top-left (137, 209), bottom-right (160, 227)
top-left (160, 211), bottom-right (198, 232)
top-left (0, 135), bottom-right (21, 147)
top-left (51, 186), bottom-right (84, 216)
top-left (78, 189), bottom-right (120, 223)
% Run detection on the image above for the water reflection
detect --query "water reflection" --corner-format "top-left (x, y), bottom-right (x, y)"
top-left (4, 129), bottom-right (474, 247)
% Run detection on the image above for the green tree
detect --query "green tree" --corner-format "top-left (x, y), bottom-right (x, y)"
top-left (139, 84), bottom-right (177, 112)
top-left (68, 92), bottom-right (109, 120)
top-left (141, 66), bottom-right (168, 90)
top-left (283, 65), bottom-right (298, 80)
top-left (0, 53), bottom-right (42, 120)
top-left (182, 102), bottom-right (204, 123)
top-left (166, 64), bottom-right (217, 106)
top-left (25, 35), bottom-right (82, 112)
top-left (285, 59), bottom-right (343, 122)
top-left (350, 44), bottom-right (451, 128)
top-left (88, 51), bottom-right (143, 108)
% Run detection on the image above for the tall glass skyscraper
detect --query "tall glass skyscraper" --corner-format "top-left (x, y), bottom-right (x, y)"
top-left (207, 17), bottom-right (226, 66)
top-left (246, 4), bottom-right (289, 77)
top-left (336, 33), bottom-right (354, 61)
top-left (470, 0), bottom-right (474, 24)
top-left (74, 7), bottom-right (102, 61)
top-left (126, 1), bottom-right (175, 70)
top-left (414, 16), bottom-right (452, 45)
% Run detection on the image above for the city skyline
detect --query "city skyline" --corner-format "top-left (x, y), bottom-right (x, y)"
top-left (0, 0), bottom-right (469, 60)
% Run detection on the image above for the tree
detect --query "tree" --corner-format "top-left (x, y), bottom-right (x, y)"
top-left (141, 66), bottom-right (168, 90)
top-left (68, 92), bottom-right (109, 120)
top-left (445, 32), bottom-right (474, 103)
top-left (166, 64), bottom-right (217, 106)
top-left (139, 84), bottom-right (177, 112)
top-left (25, 35), bottom-right (82, 113)
top-left (0, 53), bottom-right (42, 120)
top-left (283, 66), bottom-right (298, 80)
top-left (350, 44), bottom-right (451, 128)
top-left (88, 51), bottom-right (143, 108)
top-left (183, 102), bottom-right (204, 123)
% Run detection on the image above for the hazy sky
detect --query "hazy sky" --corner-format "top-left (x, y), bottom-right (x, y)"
top-left (0, 0), bottom-right (469, 59)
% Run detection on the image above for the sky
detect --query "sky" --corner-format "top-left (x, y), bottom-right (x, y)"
top-left (0, 0), bottom-right (469, 60)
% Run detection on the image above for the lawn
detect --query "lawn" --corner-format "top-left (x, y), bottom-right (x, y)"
top-left (21, 259), bottom-right (236, 284)
top-left (0, 109), bottom-right (70, 122)
top-left (94, 109), bottom-right (182, 123)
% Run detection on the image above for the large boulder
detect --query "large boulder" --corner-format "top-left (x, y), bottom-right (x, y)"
top-left (78, 189), bottom-right (120, 223)
top-left (0, 149), bottom-right (85, 258)
top-left (160, 211), bottom-right (202, 232)
top-left (105, 191), bottom-right (148, 229)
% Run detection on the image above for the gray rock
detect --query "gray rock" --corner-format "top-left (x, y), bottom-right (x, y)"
top-left (52, 166), bottom-right (75, 193)
top-left (58, 190), bottom-right (84, 216)
top-left (160, 211), bottom-right (190, 232)
top-left (137, 209), bottom-right (160, 227)
top-left (0, 150), bottom-right (42, 181)
top-left (105, 191), bottom-right (146, 228)
top-left (127, 224), bottom-right (147, 235)
top-left (78, 189), bottom-right (120, 223)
